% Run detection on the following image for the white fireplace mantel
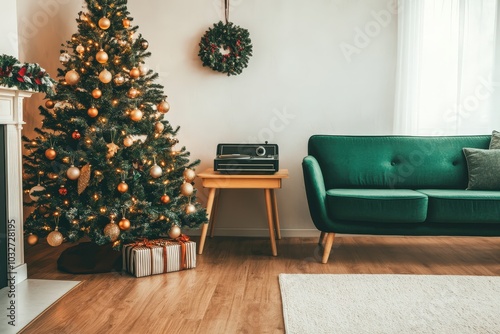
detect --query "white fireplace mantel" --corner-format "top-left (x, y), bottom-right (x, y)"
top-left (0, 86), bottom-right (34, 284)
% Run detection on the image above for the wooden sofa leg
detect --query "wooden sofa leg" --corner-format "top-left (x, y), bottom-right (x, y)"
top-left (321, 233), bottom-right (335, 264)
top-left (318, 232), bottom-right (327, 246)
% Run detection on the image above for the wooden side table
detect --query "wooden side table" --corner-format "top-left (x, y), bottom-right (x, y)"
top-left (197, 168), bottom-right (289, 256)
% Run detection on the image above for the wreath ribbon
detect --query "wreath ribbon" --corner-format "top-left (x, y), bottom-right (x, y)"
top-left (225, 0), bottom-right (230, 24)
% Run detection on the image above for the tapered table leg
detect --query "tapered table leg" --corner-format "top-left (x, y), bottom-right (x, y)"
top-left (271, 189), bottom-right (281, 240)
top-left (199, 187), bottom-right (216, 255)
top-left (265, 189), bottom-right (278, 256)
top-left (209, 189), bottom-right (220, 238)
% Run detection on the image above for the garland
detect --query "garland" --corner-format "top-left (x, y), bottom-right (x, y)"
top-left (198, 21), bottom-right (253, 76)
top-left (0, 54), bottom-right (55, 94)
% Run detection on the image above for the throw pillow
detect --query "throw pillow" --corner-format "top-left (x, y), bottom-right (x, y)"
top-left (489, 130), bottom-right (500, 149)
top-left (463, 147), bottom-right (500, 190)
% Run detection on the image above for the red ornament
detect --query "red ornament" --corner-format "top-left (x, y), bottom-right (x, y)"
top-left (59, 186), bottom-right (68, 196)
top-left (72, 130), bottom-right (81, 140)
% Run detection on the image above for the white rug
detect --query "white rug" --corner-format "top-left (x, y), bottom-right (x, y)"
top-left (0, 279), bottom-right (80, 334)
top-left (279, 274), bottom-right (500, 334)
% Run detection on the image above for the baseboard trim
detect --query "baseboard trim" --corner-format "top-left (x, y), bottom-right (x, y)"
top-left (12, 263), bottom-right (27, 285)
top-left (185, 227), bottom-right (320, 238)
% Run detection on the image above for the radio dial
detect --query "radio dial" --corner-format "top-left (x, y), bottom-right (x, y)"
top-left (256, 146), bottom-right (266, 157)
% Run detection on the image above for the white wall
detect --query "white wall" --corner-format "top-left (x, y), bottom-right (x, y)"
top-left (17, 0), bottom-right (397, 237)
top-left (0, 0), bottom-right (19, 57)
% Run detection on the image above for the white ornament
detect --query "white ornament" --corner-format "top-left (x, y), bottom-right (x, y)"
top-left (67, 165), bottom-right (81, 180)
top-left (59, 52), bottom-right (71, 64)
top-left (29, 184), bottom-right (45, 201)
top-left (139, 64), bottom-right (149, 76)
top-left (150, 164), bottom-right (163, 178)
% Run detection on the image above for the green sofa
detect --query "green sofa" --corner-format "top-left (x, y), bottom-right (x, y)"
top-left (302, 134), bottom-right (500, 263)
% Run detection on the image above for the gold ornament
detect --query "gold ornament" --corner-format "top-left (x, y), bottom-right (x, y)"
top-left (45, 100), bottom-right (55, 109)
top-left (160, 194), bottom-right (170, 204)
top-left (77, 164), bottom-right (91, 195)
top-left (67, 165), bottom-right (81, 180)
top-left (157, 100), bottom-right (170, 114)
top-left (123, 18), bottom-right (131, 28)
top-left (127, 87), bottom-right (139, 98)
top-left (45, 147), bottom-right (57, 160)
top-left (185, 203), bottom-right (196, 214)
top-left (180, 182), bottom-right (194, 196)
top-left (92, 88), bottom-right (102, 99)
top-left (29, 184), bottom-right (45, 201)
top-left (118, 218), bottom-right (131, 231)
top-left (150, 164), bottom-right (163, 178)
top-left (138, 64), bottom-right (148, 76)
top-left (140, 40), bottom-right (149, 50)
top-left (113, 74), bottom-right (125, 85)
top-left (183, 168), bottom-right (196, 182)
top-left (123, 136), bottom-right (134, 147)
top-left (104, 222), bottom-right (120, 242)
top-left (129, 67), bottom-right (140, 79)
top-left (168, 225), bottom-right (181, 239)
top-left (117, 181), bottom-right (128, 193)
top-left (129, 108), bottom-right (143, 122)
top-left (76, 44), bottom-right (85, 54)
top-left (65, 70), bottom-right (80, 85)
top-left (154, 121), bottom-right (164, 133)
top-left (106, 142), bottom-right (119, 158)
top-left (88, 106), bottom-right (99, 118)
top-left (27, 234), bottom-right (38, 246)
top-left (98, 17), bottom-right (111, 30)
top-left (96, 49), bottom-right (109, 64)
top-left (99, 69), bottom-right (112, 83)
top-left (47, 230), bottom-right (63, 247)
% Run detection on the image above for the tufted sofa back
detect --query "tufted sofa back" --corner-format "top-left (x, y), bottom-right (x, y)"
top-left (308, 135), bottom-right (491, 190)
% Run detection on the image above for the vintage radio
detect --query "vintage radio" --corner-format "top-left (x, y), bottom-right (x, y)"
top-left (214, 143), bottom-right (279, 174)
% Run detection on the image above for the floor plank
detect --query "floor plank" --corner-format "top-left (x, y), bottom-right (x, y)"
top-left (20, 235), bottom-right (500, 333)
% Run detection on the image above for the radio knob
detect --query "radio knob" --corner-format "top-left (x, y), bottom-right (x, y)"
top-left (256, 146), bottom-right (266, 157)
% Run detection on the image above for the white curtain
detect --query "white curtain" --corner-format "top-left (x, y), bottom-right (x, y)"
top-left (394, 0), bottom-right (499, 135)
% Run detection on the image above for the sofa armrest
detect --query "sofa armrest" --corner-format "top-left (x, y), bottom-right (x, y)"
top-left (302, 155), bottom-right (331, 232)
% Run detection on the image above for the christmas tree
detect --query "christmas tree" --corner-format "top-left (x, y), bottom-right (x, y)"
top-left (22, 0), bottom-right (207, 248)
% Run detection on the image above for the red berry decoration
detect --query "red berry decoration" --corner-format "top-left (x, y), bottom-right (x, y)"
top-left (59, 185), bottom-right (68, 196)
top-left (72, 130), bottom-right (81, 140)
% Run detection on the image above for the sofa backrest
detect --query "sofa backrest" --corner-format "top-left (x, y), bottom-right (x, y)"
top-left (308, 135), bottom-right (491, 189)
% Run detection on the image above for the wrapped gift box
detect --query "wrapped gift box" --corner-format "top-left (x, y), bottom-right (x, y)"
top-left (123, 238), bottom-right (196, 277)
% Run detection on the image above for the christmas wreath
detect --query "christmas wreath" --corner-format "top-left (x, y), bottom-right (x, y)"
top-left (198, 21), bottom-right (253, 76)
top-left (0, 54), bottom-right (55, 94)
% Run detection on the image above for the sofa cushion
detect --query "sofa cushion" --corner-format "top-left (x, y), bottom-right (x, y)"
top-left (463, 148), bottom-right (500, 190)
top-left (489, 130), bottom-right (500, 149)
top-left (326, 189), bottom-right (428, 223)
top-left (417, 189), bottom-right (500, 223)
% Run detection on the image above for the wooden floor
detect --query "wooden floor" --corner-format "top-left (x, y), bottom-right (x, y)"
top-left (21, 235), bottom-right (500, 334)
